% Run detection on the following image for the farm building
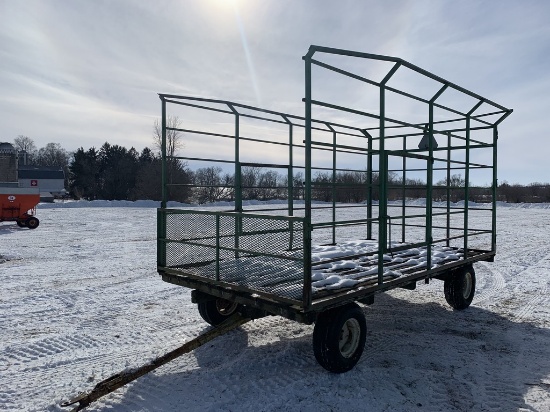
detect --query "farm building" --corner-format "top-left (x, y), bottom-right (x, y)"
top-left (17, 165), bottom-right (66, 201)
top-left (0, 142), bottom-right (67, 201)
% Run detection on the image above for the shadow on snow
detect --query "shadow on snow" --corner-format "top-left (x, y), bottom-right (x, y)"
top-left (93, 293), bottom-right (550, 411)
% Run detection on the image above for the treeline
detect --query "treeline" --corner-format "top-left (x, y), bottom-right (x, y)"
top-left (11, 135), bottom-right (550, 204)
top-left (70, 143), bottom-right (192, 201)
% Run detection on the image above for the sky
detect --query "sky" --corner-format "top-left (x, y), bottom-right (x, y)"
top-left (1, 0), bottom-right (549, 184)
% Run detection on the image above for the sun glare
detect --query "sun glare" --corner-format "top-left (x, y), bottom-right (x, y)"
top-left (215, 0), bottom-right (238, 9)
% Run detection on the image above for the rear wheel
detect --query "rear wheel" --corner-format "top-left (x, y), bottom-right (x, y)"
top-left (313, 302), bottom-right (367, 373)
top-left (16, 219), bottom-right (26, 227)
top-left (198, 298), bottom-right (240, 326)
top-left (26, 217), bottom-right (40, 229)
top-left (444, 265), bottom-right (476, 310)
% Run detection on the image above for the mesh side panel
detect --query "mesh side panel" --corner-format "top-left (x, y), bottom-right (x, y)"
top-left (165, 242), bottom-right (217, 277)
top-left (162, 211), bottom-right (305, 301)
top-left (166, 213), bottom-right (217, 246)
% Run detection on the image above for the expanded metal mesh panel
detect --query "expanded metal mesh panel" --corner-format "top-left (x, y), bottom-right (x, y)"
top-left (166, 212), bottom-right (217, 246)
top-left (165, 242), bottom-right (216, 274)
top-left (161, 210), bottom-right (305, 301)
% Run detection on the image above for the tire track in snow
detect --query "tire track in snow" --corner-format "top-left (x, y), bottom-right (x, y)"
top-left (473, 261), bottom-right (506, 305)
top-left (503, 251), bottom-right (550, 323)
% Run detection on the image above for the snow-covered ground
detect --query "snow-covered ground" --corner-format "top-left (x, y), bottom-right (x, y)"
top-left (1, 202), bottom-right (550, 412)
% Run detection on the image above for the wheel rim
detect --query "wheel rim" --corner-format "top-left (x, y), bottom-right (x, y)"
top-left (339, 318), bottom-right (361, 358)
top-left (216, 299), bottom-right (238, 316)
top-left (462, 272), bottom-right (473, 299)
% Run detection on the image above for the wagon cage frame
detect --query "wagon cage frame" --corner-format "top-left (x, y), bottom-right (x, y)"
top-left (156, 45), bottom-right (512, 369)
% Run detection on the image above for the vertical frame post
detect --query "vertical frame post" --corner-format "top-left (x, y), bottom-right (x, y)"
top-left (283, 115), bottom-right (295, 250)
top-left (161, 97), bottom-right (167, 208)
top-left (157, 209), bottom-right (166, 268)
top-left (327, 123), bottom-right (337, 245)
top-left (401, 136), bottom-right (407, 244)
top-left (362, 129), bottom-right (373, 240)
top-left (158, 97), bottom-right (168, 271)
top-left (426, 84), bottom-right (448, 271)
top-left (302, 49), bottom-right (314, 310)
top-left (216, 214), bottom-right (220, 281)
top-left (282, 116), bottom-right (294, 215)
top-left (446, 132), bottom-right (451, 247)
top-left (491, 126), bottom-right (498, 252)
top-left (426, 107), bottom-right (434, 271)
top-left (464, 116), bottom-right (470, 259)
top-left (377, 62), bottom-right (401, 284)
top-left (228, 104), bottom-right (242, 259)
top-left (464, 100), bottom-right (483, 259)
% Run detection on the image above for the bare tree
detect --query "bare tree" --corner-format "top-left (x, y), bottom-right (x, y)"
top-left (13, 135), bottom-right (37, 164)
top-left (153, 116), bottom-right (184, 157)
top-left (193, 166), bottom-right (228, 203)
top-left (13, 135), bottom-right (36, 152)
top-left (35, 143), bottom-right (70, 168)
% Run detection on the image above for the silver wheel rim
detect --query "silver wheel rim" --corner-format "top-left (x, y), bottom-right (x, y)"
top-left (216, 299), bottom-right (238, 316)
top-left (462, 272), bottom-right (473, 299)
top-left (339, 318), bottom-right (361, 358)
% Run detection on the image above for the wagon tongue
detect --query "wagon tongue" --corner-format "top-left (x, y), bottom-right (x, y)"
top-left (60, 313), bottom-right (250, 411)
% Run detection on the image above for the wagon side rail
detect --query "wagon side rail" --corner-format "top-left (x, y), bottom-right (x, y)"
top-left (157, 208), bottom-right (311, 308)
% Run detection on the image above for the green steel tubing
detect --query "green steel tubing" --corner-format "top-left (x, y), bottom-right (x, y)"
top-left (327, 124), bottom-right (337, 245)
top-left (311, 217), bottom-right (379, 228)
top-left (463, 101), bottom-right (483, 258)
top-left (402, 136), bottom-right (407, 243)
top-left (425, 85), bottom-right (447, 269)
top-left (303, 52), bottom-right (313, 310)
top-left (285, 117), bottom-right (295, 250)
top-left (162, 208), bottom-right (304, 223)
top-left (161, 98), bottom-right (167, 208)
top-left (229, 105), bottom-right (242, 259)
top-left (446, 133), bottom-right (451, 247)
top-left (464, 116), bottom-right (471, 259)
top-left (215, 215), bottom-right (220, 281)
top-left (377, 62), bottom-right (400, 284)
top-left (307, 45), bottom-right (509, 112)
top-left (378, 89), bottom-right (387, 285)
top-left (361, 129), bottom-right (374, 241)
top-left (426, 116), bottom-right (433, 270)
top-left (309, 57), bottom-right (495, 128)
top-left (163, 238), bottom-right (304, 262)
top-left (157, 209), bottom-right (166, 268)
top-left (492, 126), bottom-right (498, 252)
top-left (161, 92), bottom-right (368, 134)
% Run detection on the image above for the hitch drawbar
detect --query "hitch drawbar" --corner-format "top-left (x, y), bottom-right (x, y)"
top-left (61, 313), bottom-right (251, 411)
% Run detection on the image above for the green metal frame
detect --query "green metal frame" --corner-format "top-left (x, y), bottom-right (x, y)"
top-left (157, 46), bottom-right (512, 319)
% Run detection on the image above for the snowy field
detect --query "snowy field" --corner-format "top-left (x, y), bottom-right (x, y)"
top-left (1, 202), bottom-right (550, 412)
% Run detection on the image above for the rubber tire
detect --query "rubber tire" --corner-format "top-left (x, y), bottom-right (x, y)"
top-left (198, 298), bottom-right (240, 326)
top-left (16, 220), bottom-right (26, 228)
top-left (26, 217), bottom-right (40, 229)
top-left (444, 265), bottom-right (476, 310)
top-left (313, 302), bottom-right (367, 373)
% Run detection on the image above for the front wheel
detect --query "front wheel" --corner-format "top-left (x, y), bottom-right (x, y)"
top-left (313, 302), bottom-right (367, 373)
top-left (16, 219), bottom-right (27, 228)
top-left (198, 298), bottom-right (240, 326)
top-left (26, 217), bottom-right (40, 229)
top-left (444, 265), bottom-right (476, 310)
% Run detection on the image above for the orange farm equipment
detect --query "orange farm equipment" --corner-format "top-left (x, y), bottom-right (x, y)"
top-left (0, 188), bottom-right (40, 229)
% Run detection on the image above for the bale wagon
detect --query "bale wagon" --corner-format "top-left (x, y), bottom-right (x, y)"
top-left (156, 46), bottom-right (512, 372)
top-left (63, 46), bottom-right (512, 410)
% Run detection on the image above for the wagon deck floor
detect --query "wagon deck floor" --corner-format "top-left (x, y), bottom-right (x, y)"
top-left (166, 240), bottom-right (488, 302)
